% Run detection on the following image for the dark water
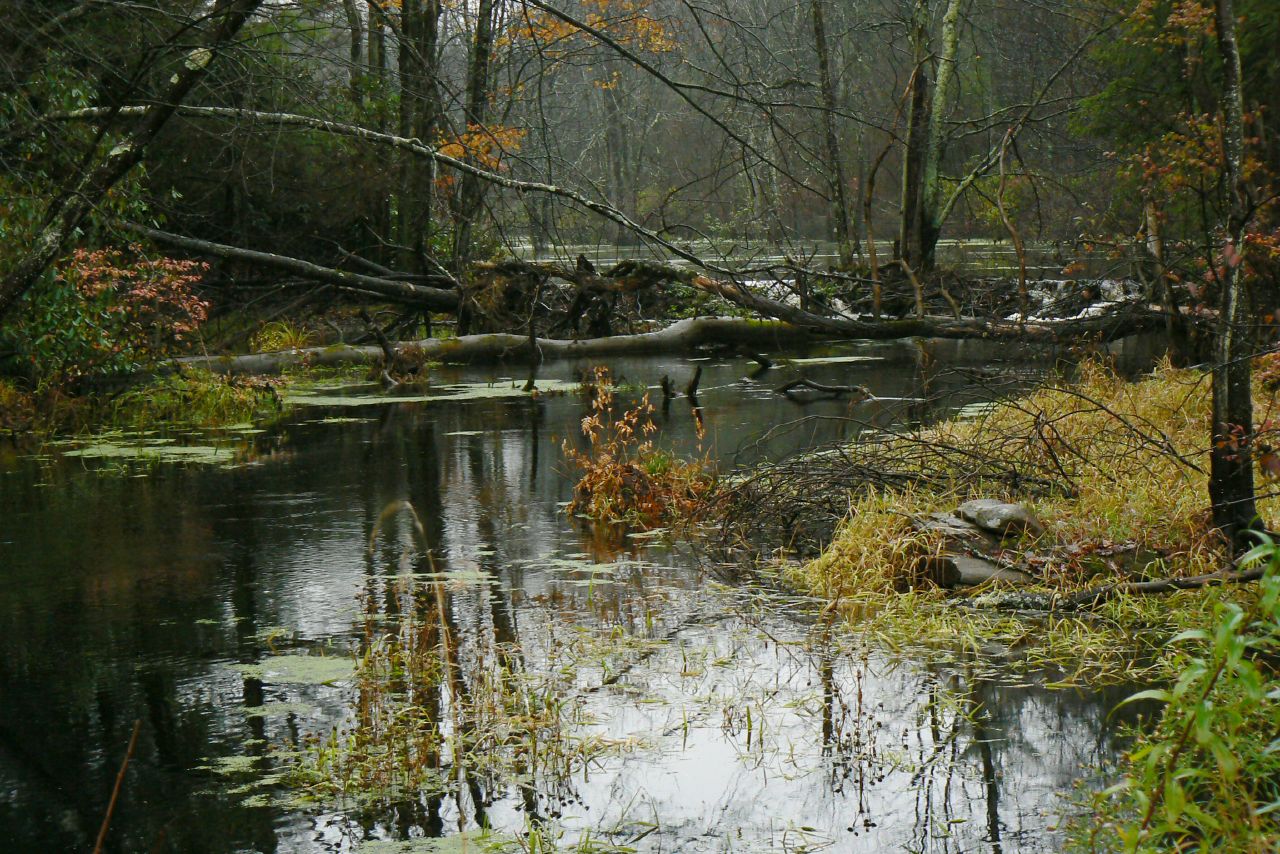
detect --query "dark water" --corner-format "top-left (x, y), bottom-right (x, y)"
top-left (0, 339), bottom-right (1158, 853)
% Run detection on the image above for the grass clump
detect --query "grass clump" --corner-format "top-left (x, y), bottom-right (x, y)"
top-left (106, 369), bottom-right (283, 430)
top-left (563, 367), bottom-right (713, 528)
top-left (250, 320), bottom-right (316, 352)
top-left (773, 359), bottom-right (1280, 849)
top-left (798, 359), bottom-right (1251, 592)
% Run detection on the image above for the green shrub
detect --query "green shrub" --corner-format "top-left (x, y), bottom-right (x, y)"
top-left (1075, 537), bottom-right (1280, 852)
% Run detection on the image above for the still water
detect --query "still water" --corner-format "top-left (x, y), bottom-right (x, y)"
top-left (0, 339), bottom-right (1155, 853)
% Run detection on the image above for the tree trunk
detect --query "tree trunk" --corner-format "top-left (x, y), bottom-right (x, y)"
top-left (451, 0), bottom-right (498, 269)
top-left (121, 222), bottom-right (458, 309)
top-left (898, 0), bottom-right (930, 269)
top-left (1208, 0), bottom-right (1257, 548)
top-left (919, 0), bottom-right (963, 271)
top-left (811, 0), bottom-right (854, 269)
top-left (396, 0), bottom-right (442, 275)
top-left (340, 0), bottom-right (363, 108)
top-left (601, 79), bottom-right (638, 246)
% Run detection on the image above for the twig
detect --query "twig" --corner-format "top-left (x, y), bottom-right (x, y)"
top-left (93, 719), bottom-right (142, 854)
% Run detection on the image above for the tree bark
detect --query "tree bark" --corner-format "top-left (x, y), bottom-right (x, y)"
top-left (1208, 0), bottom-right (1258, 548)
top-left (0, 0), bottom-right (263, 322)
top-left (178, 317), bottom-right (832, 374)
top-left (451, 0), bottom-right (498, 269)
top-left (919, 0), bottom-right (964, 271)
top-left (340, 0), bottom-right (363, 107)
top-left (811, 0), bottom-right (854, 268)
top-left (397, 0), bottom-right (443, 275)
top-left (898, 0), bottom-right (930, 268)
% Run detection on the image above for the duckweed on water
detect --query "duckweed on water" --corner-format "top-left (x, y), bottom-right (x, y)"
top-left (60, 438), bottom-right (242, 466)
top-left (282, 379), bottom-right (579, 408)
top-left (356, 832), bottom-right (516, 853)
top-left (233, 654), bottom-right (355, 685)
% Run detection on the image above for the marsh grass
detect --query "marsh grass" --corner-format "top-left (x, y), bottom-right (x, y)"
top-left (106, 369), bottom-right (283, 430)
top-left (777, 360), bottom-right (1279, 683)
top-left (285, 575), bottom-right (646, 813)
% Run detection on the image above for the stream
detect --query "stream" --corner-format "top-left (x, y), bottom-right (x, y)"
top-left (0, 337), bottom-right (1162, 853)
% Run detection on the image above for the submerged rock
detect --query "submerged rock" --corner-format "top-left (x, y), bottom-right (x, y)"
top-left (956, 499), bottom-right (1045, 537)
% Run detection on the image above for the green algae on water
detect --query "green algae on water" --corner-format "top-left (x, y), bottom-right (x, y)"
top-left (282, 379), bottom-right (578, 408)
top-left (233, 654), bottom-right (355, 685)
top-left (356, 831), bottom-right (516, 853)
top-left (60, 439), bottom-right (241, 465)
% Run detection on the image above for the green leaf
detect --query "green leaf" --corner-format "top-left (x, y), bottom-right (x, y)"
top-left (1117, 688), bottom-right (1172, 709)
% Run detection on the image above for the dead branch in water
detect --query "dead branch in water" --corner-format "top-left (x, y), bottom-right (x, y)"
top-left (93, 719), bottom-right (142, 854)
top-left (775, 377), bottom-right (872, 400)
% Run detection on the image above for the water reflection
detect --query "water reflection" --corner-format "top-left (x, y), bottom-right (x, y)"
top-left (0, 340), bottom-right (1159, 852)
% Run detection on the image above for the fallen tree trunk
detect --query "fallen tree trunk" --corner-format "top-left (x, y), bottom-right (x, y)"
top-left (177, 317), bottom-right (830, 375)
top-left (121, 222), bottom-right (459, 310)
top-left (685, 271), bottom-right (1172, 342)
top-left (114, 215), bottom-right (1168, 346)
top-left (1053, 566), bottom-right (1266, 610)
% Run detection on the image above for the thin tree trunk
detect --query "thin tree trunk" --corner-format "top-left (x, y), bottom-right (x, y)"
top-left (811, 0), bottom-right (853, 269)
top-left (1208, 0), bottom-right (1257, 547)
top-left (1145, 199), bottom-right (1187, 362)
top-left (340, 0), bottom-right (363, 107)
top-left (451, 0), bottom-right (498, 269)
top-left (0, 0), bottom-right (263, 322)
top-left (865, 137), bottom-right (894, 317)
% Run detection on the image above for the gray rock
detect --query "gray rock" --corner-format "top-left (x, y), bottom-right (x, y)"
top-left (956, 499), bottom-right (1045, 537)
top-left (910, 512), bottom-right (997, 548)
top-left (913, 554), bottom-right (1034, 589)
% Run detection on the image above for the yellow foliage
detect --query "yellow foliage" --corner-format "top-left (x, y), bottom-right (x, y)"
top-left (437, 124), bottom-right (526, 172)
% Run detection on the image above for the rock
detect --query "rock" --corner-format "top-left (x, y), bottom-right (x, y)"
top-left (956, 499), bottom-right (1045, 538)
top-left (913, 554), bottom-right (1034, 589)
top-left (910, 512), bottom-right (997, 549)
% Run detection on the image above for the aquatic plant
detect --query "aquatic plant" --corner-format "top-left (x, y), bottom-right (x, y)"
top-left (107, 369), bottom-right (282, 430)
top-left (250, 320), bottom-right (316, 353)
top-left (563, 367), bottom-right (713, 528)
top-left (285, 574), bottom-right (636, 812)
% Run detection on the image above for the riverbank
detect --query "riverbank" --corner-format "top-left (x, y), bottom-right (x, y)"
top-left (724, 358), bottom-right (1280, 850)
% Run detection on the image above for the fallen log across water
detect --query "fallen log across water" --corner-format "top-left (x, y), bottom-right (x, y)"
top-left (177, 317), bottom-right (832, 375)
